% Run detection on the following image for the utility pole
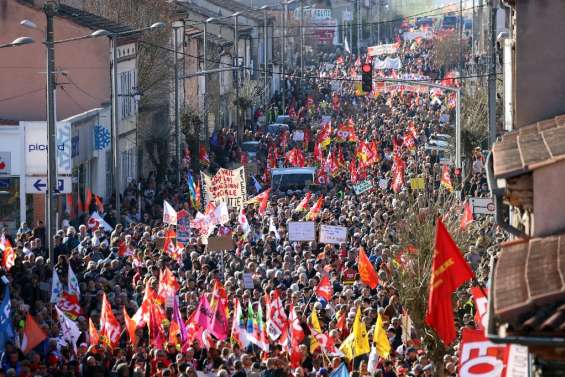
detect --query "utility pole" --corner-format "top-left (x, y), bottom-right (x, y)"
top-left (459, 0), bottom-right (464, 75)
top-left (233, 14), bottom-right (241, 143)
top-left (488, 0), bottom-right (497, 146)
top-left (300, 0), bottom-right (304, 82)
top-left (377, 0), bottom-right (380, 44)
top-left (282, 3), bottom-right (287, 113)
top-left (173, 23), bottom-right (181, 185)
top-left (356, 0), bottom-right (361, 56)
top-left (263, 8), bottom-right (268, 110)
top-left (203, 20), bottom-right (210, 145)
top-left (44, 2), bottom-right (57, 266)
top-left (110, 35), bottom-right (121, 217)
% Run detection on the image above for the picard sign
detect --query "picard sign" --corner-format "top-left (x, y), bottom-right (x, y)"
top-left (201, 167), bottom-right (247, 209)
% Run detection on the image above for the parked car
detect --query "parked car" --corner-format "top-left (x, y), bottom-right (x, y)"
top-left (266, 123), bottom-right (290, 136)
top-left (241, 141), bottom-right (260, 160)
top-left (428, 133), bottom-right (452, 148)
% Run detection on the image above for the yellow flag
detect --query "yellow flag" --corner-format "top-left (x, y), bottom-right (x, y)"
top-left (310, 309), bottom-right (322, 353)
top-left (372, 314), bottom-right (391, 358)
top-left (339, 307), bottom-right (370, 359)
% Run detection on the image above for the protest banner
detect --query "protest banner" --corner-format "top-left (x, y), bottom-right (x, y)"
top-left (201, 167), bottom-right (247, 209)
top-left (288, 221), bottom-right (316, 242)
top-left (319, 225), bottom-right (347, 244)
top-left (367, 43), bottom-right (399, 56)
top-left (458, 328), bottom-right (529, 377)
top-left (207, 236), bottom-right (235, 252)
top-left (243, 273), bottom-right (255, 289)
top-left (353, 180), bottom-right (373, 195)
top-left (176, 210), bottom-right (191, 243)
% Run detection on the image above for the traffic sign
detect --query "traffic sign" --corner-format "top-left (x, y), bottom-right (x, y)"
top-left (26, 176), bottom-right (72, 194)
top-left (469, 197), bottom-right (495, 215)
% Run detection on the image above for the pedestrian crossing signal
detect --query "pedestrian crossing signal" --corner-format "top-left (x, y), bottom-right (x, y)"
top-left (361, 63), bottom-right (372, 93)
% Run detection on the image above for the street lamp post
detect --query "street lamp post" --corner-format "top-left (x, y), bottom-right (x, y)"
top-left (260, 6), bottom-right (269, 111)
top-left (22, 5), bottom-right (108, 265)
top-left (203, 18), bottom-right (215, 146)
top-left (231, 12), bottom-right (241, 143)
top-left (172, 21), bottom-right (183, 185)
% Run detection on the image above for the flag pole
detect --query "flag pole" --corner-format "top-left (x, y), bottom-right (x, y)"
top-left (472, 279), bottom-right (489, 299)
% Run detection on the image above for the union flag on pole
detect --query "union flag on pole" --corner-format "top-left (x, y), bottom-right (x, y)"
top-left (440, 165), bottom-right (454, 192)
top-left (358, 247), bottom-right (379, 289)
top-left (99, 293), bottom-right (122, 349)
top-left (315, 275), bottom-right (333, 302)
top-left (1, 238), bottom-right (15, 271)
top-left (425, 218), bottom-right (474, 346)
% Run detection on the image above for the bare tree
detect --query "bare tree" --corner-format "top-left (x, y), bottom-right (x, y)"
top-left (389, 193), bottom-right (497, 377)
top-left (83, 0), bottom-right (173, 180)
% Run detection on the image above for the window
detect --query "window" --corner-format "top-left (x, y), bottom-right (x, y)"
top-left (120, 70), bottom-right (135, 120)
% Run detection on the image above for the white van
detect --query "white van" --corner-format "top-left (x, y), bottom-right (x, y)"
top-left (271, 167), bottom-right (316, 192)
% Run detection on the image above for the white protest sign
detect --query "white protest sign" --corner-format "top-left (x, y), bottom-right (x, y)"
top-left (201, 167), bottom-right (247, 209)
top-left (292, 130), bottom-right (305, 142)
top-left (288, 221), bottom-right (316, 242)
top-left (319, 225), bottom-right (347, 244)
top-left (470, 197), bottom-right (495, 215)
top-left (378, 178), bottom-right (389, 190)
top-left (242, 273), bottom-right (254, 289)
top-left (353, 180), bottom-right (373, 195)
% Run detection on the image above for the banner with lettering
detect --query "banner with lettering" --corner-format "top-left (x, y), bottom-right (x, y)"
top-left (458, 329), bottom-right (527, 377)
top-left (201, 167), bottom-right (247, 209)
top-left (367, 43), bottom-right (399, 56)
top-left (176, 210), bottom-right (191, 243)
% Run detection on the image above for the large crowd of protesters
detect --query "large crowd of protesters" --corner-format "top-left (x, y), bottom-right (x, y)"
top-left (0, 31), bottom-right (496, 377)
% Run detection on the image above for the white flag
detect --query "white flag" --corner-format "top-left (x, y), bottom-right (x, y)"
top-left (213, 202), bottom-right (229, 225)
top-left (55, 306), bottom-right (80, 353)
top-left (368, 346), bottom-right (379, 374)
top-left (252, 176), bottom-right (263, 193)
top-left (87, 212), bottom-right (113, 232)
top-left (163, 200), bottom-right (178, 225)
top-left (344, 36), bottom-right (351, 54)
top-left (67, 265), bottom-right (80, 297)
top-left (238, 209), bottom-right (250, 234)
top-left (50, 269), bottom-right (63, 304)
top-left (269, 217), bottom-right (280, 240)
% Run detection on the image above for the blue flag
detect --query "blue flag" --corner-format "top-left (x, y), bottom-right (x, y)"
top-left (187, 172), bottom-right (197, 206)
top-left (0, 285), bottom-right (14, 352)
top-left (330, 363), bottom-right (349, 377)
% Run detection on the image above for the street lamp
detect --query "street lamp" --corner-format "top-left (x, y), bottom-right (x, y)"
top-left (94, 21), bottom-right (165, 218)
top-left (203, 17), bottom-right (216, 145)
top-left (260, 5), bottom-right (269, 111)
top-left (230, 12), bottom-right (242, 142)
top-left (0, 37), bottom-right (34, 49)
top-left (172, 21), bottom-right (183, 185)
top-left (20, 7), bottom-right (109, 266)
top-left (281, 0), bottom-right (296, 114)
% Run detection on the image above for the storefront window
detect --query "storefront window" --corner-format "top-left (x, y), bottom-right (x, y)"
top-left (0, 177), bottom-right (20, 233)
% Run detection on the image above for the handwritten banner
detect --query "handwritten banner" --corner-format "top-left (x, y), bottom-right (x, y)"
top-left (367, 43), bottom-right (398, 56)
top-left (201, 167), bottom-right (247, 209)
top-left (288, 221), bottom-right (316, 242)
top-left (319, 225), bottom-right (347, 244)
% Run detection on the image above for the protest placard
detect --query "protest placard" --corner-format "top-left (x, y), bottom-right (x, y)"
top-left (288, 221), bottom-right (316, 242)
top-left (319, 225), bottom-right (348, 244)
top-left (353, 180), bottom-right (373, 195)
top-left (207, 236), bottom-right (235, 252)
top-left (201, 167), bottom-right (247, 209)
top-left (176, 210), bottom-right (191, 243)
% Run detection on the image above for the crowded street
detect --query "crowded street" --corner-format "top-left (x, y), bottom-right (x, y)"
top-left (0, 0), bottom-right (557, 376)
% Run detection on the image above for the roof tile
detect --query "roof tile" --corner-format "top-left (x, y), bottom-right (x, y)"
top-left (526, 236), bottom-right (564, 304)
top-left (494, 240), bottom-right (531, 318)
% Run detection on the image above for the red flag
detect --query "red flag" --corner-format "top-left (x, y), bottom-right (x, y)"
top-left (313, 142), bottom-right (323, 163)
top-left (99, 293), bottom-right (122, 349)
top-left (158, 267), bottom-right (180, 302)
top-left (148, 305), bottom-right (166, 349)
top-left (315, 275), bottom-right (333, 302)
top-left (336, 56), bottom-right (345, 65)
top-left (163, 229), bottom-right (176, 256)
top-left (94, 195), bottom-right (104, 214)
top-left (471, 287), bottom-right (489, 331)
top-left (289, 304), bottom-right (305, 366)
top-left (85, 189), bottom-right (93, 212)
top-left (458, 329), bottom-right (510, 376)
top-left (425, 219), bottom-right (475, 346)
top-left (21, 313), bottom-right (47, 353)
top-left (66, 194), bottom-right (75, 219)
top-left (294, 192), bottom-right (312, 212)
top-left (358, 247), bottom-right (379, 289)
top-left (1, 239), bottom-right (15, 271)
top-left (123, 307), bottom-right (137, 346)
top-left (460, 200), bottom-right (474, 230)
top-left (89, 318), bottom-right (99, 346)
top-left (305, 196), bottom-right (323, 221)
top-left (440, 165), bottom-right (454, 192)
top-left (285, 148), bottom-right (305, 167)
top-left (349, 159), bottom-right (360, 184)
top-left (199, 145), bottom-right (210, 166)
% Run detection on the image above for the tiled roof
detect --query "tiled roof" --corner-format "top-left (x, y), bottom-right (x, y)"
top-left (493, 233), bottom-right (565, 335)
top-left (56, 4), bottom-right (135, 35)
top-left (492, 114), bottom-right (565, 178)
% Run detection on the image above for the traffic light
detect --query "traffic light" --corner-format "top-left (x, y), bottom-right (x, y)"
top-left (361, 63), bottom-right (373, 93)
